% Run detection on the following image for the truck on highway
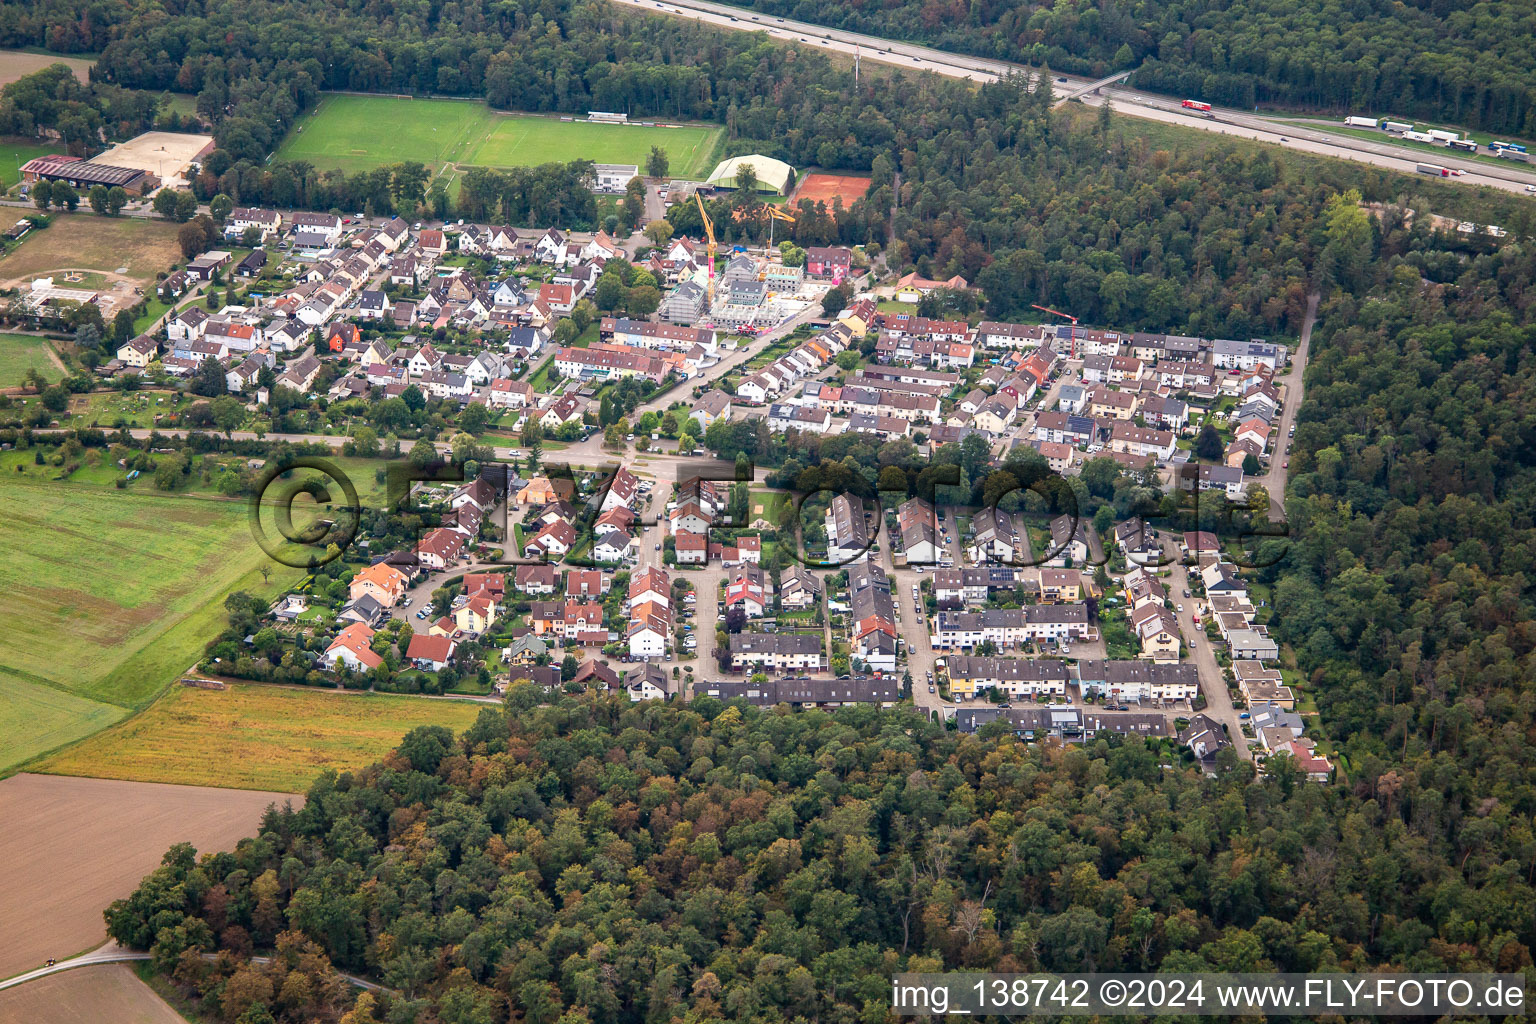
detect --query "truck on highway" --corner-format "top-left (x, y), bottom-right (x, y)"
top-left (1344, 115), bottom-right (1378, 128)
top-left (1416, 162), bottom-right (1451, 176)
top-left (1181, 99), bottom-right (1212, 111)
top-left (1382, 120), bottom-right (1413, 133)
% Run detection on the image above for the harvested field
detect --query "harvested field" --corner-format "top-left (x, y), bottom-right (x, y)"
top-left (793, 171), bottom-right (872, 209)
top-left (0, 50), bottom-right (93, 89)
top-left (39, 682), bottom-right (487, 791)
top-left (0, 965), bottom-right (184, 1024)
top-left (0, 214), bottom-right (182, 292)
top-left (0, 773), bottom-right (297, 980)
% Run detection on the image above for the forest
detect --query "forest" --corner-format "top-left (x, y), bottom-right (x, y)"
top-left (106, 691), bottom-right (1536, 1024)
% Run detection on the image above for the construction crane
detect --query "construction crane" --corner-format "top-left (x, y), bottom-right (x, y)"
top-left (765, 204), bottom-right (795, 248)
top-left (1031, 303), bottom-right (1079, 325)
top-left (695, 192), bottom-right (718, 308)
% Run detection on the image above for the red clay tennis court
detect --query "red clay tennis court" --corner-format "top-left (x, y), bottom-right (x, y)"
top-left (793, 172), bottom-right (873, 208)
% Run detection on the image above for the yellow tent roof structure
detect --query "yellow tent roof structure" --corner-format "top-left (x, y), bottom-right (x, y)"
top-left (705, 155), bottom-right (795, 194)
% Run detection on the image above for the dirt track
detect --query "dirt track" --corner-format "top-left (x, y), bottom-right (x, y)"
top-left (0, 774), bottom-right (301, 980)
top-left (0, 964), bottom-right (181, 1024)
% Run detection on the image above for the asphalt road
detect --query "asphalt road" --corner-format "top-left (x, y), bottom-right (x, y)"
top-left (1086, 91), bottom-right (1536, 197)
top-left (607, 0), bottom-right (1087, 86)
top-left (1163, 535), bottom-right (1252, 760)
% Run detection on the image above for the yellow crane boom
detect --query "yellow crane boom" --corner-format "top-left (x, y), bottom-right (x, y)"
top-left (695, 192), bottom-right (717, 309)
top-left (765, 204), bottom-right (794, 247)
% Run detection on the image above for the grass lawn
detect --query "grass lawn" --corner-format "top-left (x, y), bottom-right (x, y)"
top-left (0, 214), bottom-right (182, 289)
top-left (0, 137), bottom-right (57, 189)
top-left (131, 295), bottom-right (171, 335)
top-left (0, 474), bottom-right (301, 710)
top-left (527, 355), bottom-right (557, 392)
top-left (37, 682), bottom-right (487, 791)
top-left (158, 92), bottom-right (199, 119)
top-left (0, 673), bottom-right (125, 774)
top-left (0, 332), bottom-right (61, 385)
top-left (746, 337), bottom-right (798, 370)
top-left (876, 300), bottom-right (917, 313)
top-left (277, 95), bottom-right (723, 179)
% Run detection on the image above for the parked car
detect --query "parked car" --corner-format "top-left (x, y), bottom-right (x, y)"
top-left (928, 684), bottom-right (936, 693)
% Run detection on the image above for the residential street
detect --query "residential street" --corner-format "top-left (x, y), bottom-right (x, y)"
top-left (1166, 537), bottom-right (1252, 760)
top-left (1255, 292), bottom-right (1318, 519)
top-left (881, 522), bottom-right (949, 718)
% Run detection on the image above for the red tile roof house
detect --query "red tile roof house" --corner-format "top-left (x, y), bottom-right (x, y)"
top-left (523, 519), bottom-right (577, 559)
top-left (463, 572), bottom-right (506, 602)
top-left (407, 633), bottom-right (456, 671)
top-left (674, 530), bottom-right (708, 564)
top-left (325, 622), bottom-right (383, 673)
top-left (559, 601), bottom-right (604, 639)
top-left (416, 527), bottom-right (467, 570)
top-left (566, 569), bottom-right (609, 598)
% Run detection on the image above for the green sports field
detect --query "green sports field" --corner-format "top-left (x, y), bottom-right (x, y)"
top-left (277, 95), bottom-right (723, 178)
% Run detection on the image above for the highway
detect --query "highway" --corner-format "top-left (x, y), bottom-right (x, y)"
top-left (1084, 91), bottom-right (1536, 197)
top-left (614, 0), bottom-right (1536, 197)
top-left (607, 0), bottom-right (1092, 88)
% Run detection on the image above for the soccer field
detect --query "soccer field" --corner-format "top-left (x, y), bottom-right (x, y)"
top-left (277, 95), bottom-right (723, 178)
